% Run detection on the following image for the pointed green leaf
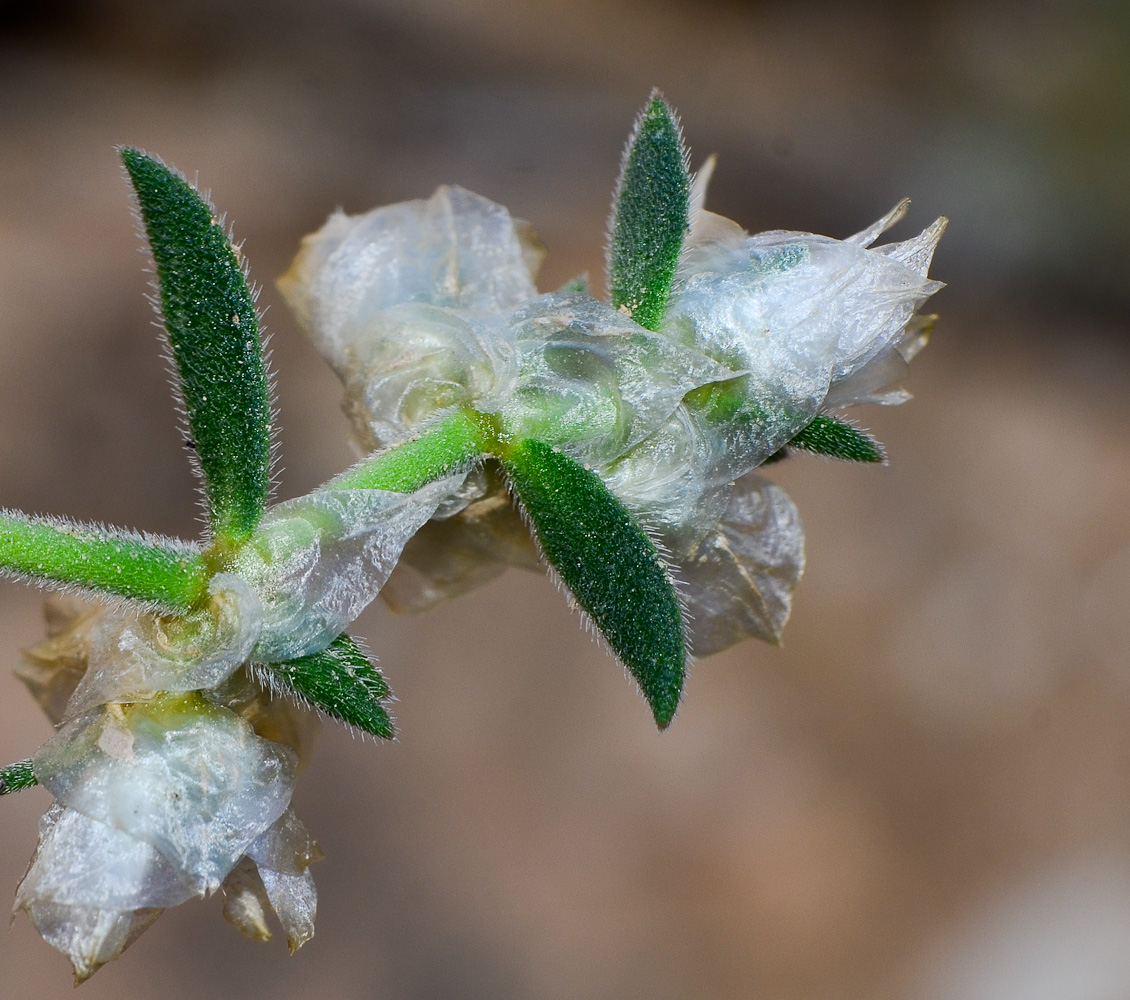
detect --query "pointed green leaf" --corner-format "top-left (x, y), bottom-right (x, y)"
top-left (260, 633), bottom-right (393, 738)
top-left (121, 148), bottom-right (271, 545)
top-left (0, 759), bottom-right (37, 796)
top-left (503, 438), bottom-right (685, 729)
top-left (608, 91), bottom-right (690, 332)
top-left (789, 415), bottom-right (886, 463)
top-left (0, 510), bottom-right (207, 610)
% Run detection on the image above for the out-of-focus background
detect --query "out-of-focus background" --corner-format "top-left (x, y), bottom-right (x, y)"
top-left (2, 1), bottom-right (1130, 997)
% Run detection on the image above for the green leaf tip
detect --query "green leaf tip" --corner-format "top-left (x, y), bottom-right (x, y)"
top-left (121, 147), bottom-right (272, 545)
top-left (789, 415), bottom-right (886, 463)
top-left (608, 91), bottom-right (690, 332)
top-left (260, 633), bottom-right (394, 738)
top-left (503, 439), bottom-right (686, 729)
top-left (0, 759), bottom-right (37, 796)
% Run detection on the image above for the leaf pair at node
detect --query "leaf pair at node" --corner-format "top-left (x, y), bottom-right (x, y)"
top-left (607, 93), bottom-right (888, 467)
top-left (122, 150), bottom-right (395, 738)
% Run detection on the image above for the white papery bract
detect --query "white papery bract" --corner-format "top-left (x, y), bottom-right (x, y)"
top-left (281, 187), bottom-right (732, 469)
top-left (33, 696), bottom-right (296, 892)
top-left (677, 473), bottom-right (805, 656)
top-left (598, 405), bottom-right (735, 552)
top-left (234, 476), bottom-right (463, 662)
top-left (337, 302), bottom-right (516, 453)
top-left (499, 291), bottom-right (734, 466)
top-left (222, 807), bottom-right (322, 953)
top-left (663, 205), bottom-right (945, 483)
top-left (282, 174), bottom-right (944, 655)
top-left (17, 689), bottom-right (303, 980)
top-left (281, 185), bottom-right (543, 360)
top-left (280, 184), bottom-right (544, 450)
top-left (65, 573), bottom-right (262, 718)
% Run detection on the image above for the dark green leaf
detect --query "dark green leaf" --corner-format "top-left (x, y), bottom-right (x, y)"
top-left (608, 91), bottom-right (690, 332)
top-left (503, 439), bottom-right (686, 729)
top-left (121, 148), bottom-right (271, 545)
top-left (788, 415), bottom-right (886, 463)
top-left (0, 759), bottom-right (37, 796)
top-left (260, 633), bottom-right (393, 738)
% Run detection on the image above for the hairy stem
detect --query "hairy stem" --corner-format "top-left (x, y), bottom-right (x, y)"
top-left (329, 411), bottom-right (489, 492)
top-left (0, 513), bottom-right (208, 610)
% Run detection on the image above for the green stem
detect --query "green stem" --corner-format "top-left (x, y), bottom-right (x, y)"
top-left (0, 759), bottom-right (37, 796)
top-left (329, 410), bottom-right (490, 492)
top-left (0, 512), bottom-right (208, 610)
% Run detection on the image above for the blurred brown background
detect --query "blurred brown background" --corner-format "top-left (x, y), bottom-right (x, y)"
top-left (2, 1), bottom-right (1130, 997)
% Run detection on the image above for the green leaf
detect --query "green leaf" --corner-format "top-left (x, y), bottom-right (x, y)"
top-left (789, 415), bottom-right (886, 463)
top-left (260, 633), bottom-right (393, 738)
top-left (0, 511), bottom-right (207, 610)
top-left (608, 91), bottom-right (690, 332)
top-left (0, 759), bottom-right (37, 796)
top-left (503, 439), bottom-right (686, 729)
top-left (121, 148), bottom-right (271, 546)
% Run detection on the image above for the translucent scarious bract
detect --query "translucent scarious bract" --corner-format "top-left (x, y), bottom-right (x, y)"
top-left (661, 182), bottom-right (947, 481)
top-left (121, 149), bottom-right (272, 546)
top-left (279, 184), bottom-right (542, 370)
top-left (676, 473), bottom-right (805, 656)
top-left (32, 695), bottom-right (297, 893)
top-left (16, 804), bottom-right (198, 913)
top-left (17, 597), bottom-right (104, 725)
top-left (499, 291), bottom-right (734, 465)
top-left (380, 478), bottom-right (539, 613)
top-left (64, 574), bottom-right (262, 718)
top-left (279, 185), bottom-right (544, 457)
top-left (223, 808), bottom-right (321, 952)
top-left (340, 304), bottom-right (516, 453)
top-left (19, 694), bottom-right (303, 979)
top-left (235, 477), bottom-right (463, 662)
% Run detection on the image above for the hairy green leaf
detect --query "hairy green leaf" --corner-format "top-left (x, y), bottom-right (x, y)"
top-left (0, 511), bottom-right (207, 609)
top-left (122, 148), bottom-right (271, 545)
top-left (608, 91), bottom-right (690, 332)
top-left (0, 759), bottom-right (37, 796)
top-left (260, 633), bottom-right (393, 738)
top-left (503, 439), bottom-right (686, 729)
top-left (789, 415), bottom-right (886, 463)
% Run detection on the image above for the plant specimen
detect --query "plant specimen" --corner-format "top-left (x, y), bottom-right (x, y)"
top-left (0, 92), bottom-right (944, 980)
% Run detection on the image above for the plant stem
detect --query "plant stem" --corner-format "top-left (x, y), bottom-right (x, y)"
top-left (0, 513), bottom-right (208, 611)
top-left (329, 411), bottom-right (489, 492)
